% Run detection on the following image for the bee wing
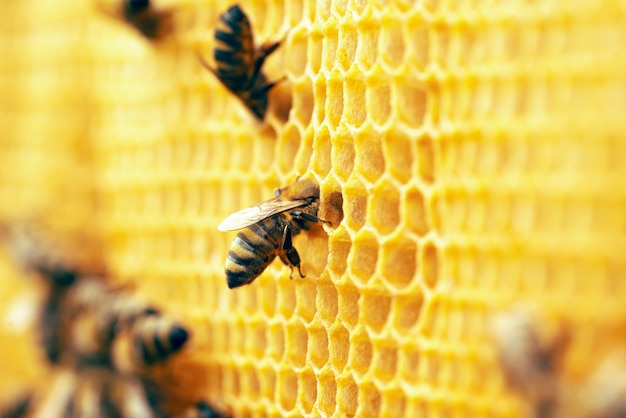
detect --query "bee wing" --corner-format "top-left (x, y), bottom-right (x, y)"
top-left (217, 199), bottom-right (308, 231)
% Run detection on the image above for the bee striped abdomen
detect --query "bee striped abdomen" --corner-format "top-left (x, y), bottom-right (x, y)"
top-left (214, 5), bottom-right (255, 90)
top-left (133, 316), bottom-right (190, 366)
top-left (225, 217), bottom-right (282, 288)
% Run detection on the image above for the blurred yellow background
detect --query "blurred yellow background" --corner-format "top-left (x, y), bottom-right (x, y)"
top-left (1, 0), bottom-right (626, 416)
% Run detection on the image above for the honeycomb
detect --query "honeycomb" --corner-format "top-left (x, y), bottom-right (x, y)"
top-left (1, 0), bottom-right (626, 417)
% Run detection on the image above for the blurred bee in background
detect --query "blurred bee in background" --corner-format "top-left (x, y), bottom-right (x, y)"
top-left (198, 4), bottom-right (285, 120)
top-left (98, 0), bottom-right (174, 40)
top-left (491, 307), bottom-right (626, 418)
top-left (218, 176), bottom-right (329, 289)
top-left (491, 307), bottom-right (567, 418)
top-left (0, 222), bottom-right (228, 418)
top-left (121, 0), bottom-right (173, 39)
top-left (112, 312), bottom-right (190, 374)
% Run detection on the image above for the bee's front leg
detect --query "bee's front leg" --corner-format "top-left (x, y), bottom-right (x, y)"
top-left (291, 210), bottom-right (332, 226)
top-left (279, 225), bottom-right (304, 279)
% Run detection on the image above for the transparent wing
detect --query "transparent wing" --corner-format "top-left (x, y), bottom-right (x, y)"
top-left (217, 199), bottom-right (308, 231)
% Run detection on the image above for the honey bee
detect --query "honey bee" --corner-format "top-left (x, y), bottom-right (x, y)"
top-left (112, 313), bottom-right (190, 374)
top-left (119, 0), bottom-right (173, 39)
top-left (491, 307), bottom-right (570, 418)
top-left (198, 4), bottom-right (284, 120)
top-left (218, 177), bottom-right (328, 289)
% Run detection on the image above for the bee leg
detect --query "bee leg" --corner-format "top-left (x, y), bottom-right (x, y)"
top-left (196, 52), bottom-right (220, 79)
top-left (291, 210), bottom-right (333, 227)
top-left (245, 40), bottom-right (285, 93)
top-left (280, 225), bottom-right (304, 279)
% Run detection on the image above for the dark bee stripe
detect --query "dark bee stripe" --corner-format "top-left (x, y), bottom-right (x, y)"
top-left (249, 219), bottom-right (280, 246)
top-left (125, 0), bottom-right (150, 14)
top-left (215, 30), bottom-right (242, 50)
top-left (238, 229), bottom-right (276, 254)
top-left (215, 48), bottom-right (245, 67)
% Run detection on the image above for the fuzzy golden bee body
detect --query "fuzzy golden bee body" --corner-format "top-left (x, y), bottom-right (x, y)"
top-left (199, 4), bottom-right (283, 120)
top-left (218, 177), bottom-right (324, 289)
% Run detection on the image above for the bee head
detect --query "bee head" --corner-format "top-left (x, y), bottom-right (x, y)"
top-left (280, 176), bottom-right (320, 201)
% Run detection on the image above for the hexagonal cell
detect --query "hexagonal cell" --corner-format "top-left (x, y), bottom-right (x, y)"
top-left (354, 126), bottom-right (385, 183)
top-left (328, 226), bottom-right (351, 278)
top-left (361, 291), bottom-right (391, 333)
top-left (348, 229), bottom-right (378, 281)
top-left (296, 127), bottom-right (315, 174)
top-left (317, 281), bottom-right (339, 325)
top-left (368, 179), bottom-right (401, 235)
top-left (286, 320), bottom-right (308, 368)
top-left (223, 365), bottom-right (240, 396)
top-left (348, 331), bottom-right (373, 376)
top-left (355, 19), bottom-right (380, 71)
top-left (287, 28), bottom-right (308, 79)
top-left (317, 370), bottom-right (338, 415)
top-left (417, 135), bottom-right (435, 183)
top-left (420, 240), bottom-right (439, 288)
top-left (356, 382), bottom-right (381, 417)
top-left (260, 280), bottom-right (278, 318)
top-left (308, 323), bottom-right (329, 369)
top-left (299, 224), bottom-right (329, 277)
top-left (300, 369), bottom-right (318, 414)
top-left (372, 342), bottom-right (398, 382)
top-left (403, 185), bottom-right (430, 236)
top-left (246, 321), bottom-right (267, 359)
top-left (242, 364), bottom-right (261, 397)
top-left (344, 73), bottom-right (367, 128)
top-left (321, 17), bottom-right (339, 71)
top-left (367, 81), bottom-right (392, 127)
top-left (380, 236), bottom-right (417, 289)
top-left (392, 290), bottom-right (424, 332)
top-left (278, 367), bottom-right (298, 411)
top-left (277, 124), bottom-right (302, 175)
top-left (308, 30), bottom-right (324, 75)
top-left (278, 277), bottom-right (297, 318)
top-left (380, 389), bottom-right (407, 417)
top-left (320, 175), bottom-right (344, 227)
top-left (337, 374), bottom-right (358, 416)
top-left (393, 83), bottom-right (427, 128)
top-left (292, 78), bottom-right (315, 127)
top-left (326, 70), bottom-right (344, 129)
top-left (382, 128), bottom-right (413, 183)
top-left (286, 0), bottom-right (304, 25)
top-left (253, 125), bottom-right (277, 175)
top-left (399, 344), bottom-right (420, 383)
top-left (329, 323), bottom-right (350, 372)
top-left (338, 282), bottom-right (360, 330)
top-left (268, 322), bottom-right (285, 362)
top-left (312, 124), bottom-right (332, 176)
top-left (418, 295), bottom-right (447, 339)
top-left (405, 14), bottom-right (429, 67)
top-left (379, 14), bottom-right (405, 70)
top-left (330, 127), bottom-right (355, 181)
top-left (259, 364), bottom-right (277, 400)
top-left (313, 73), bottom-right (327, 124)
top-left (303, 0), bottom-right (316, 21)
top-left (337, 22), bottom-right (358, 72)
top-left (295, 279), bottom-right (317, 323)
